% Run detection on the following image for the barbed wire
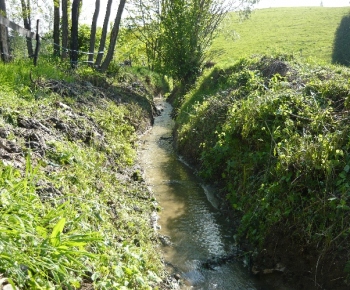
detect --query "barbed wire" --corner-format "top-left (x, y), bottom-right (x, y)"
top-left (1, 34), bottom-right (106, 67)
top-left (2, 23), bottom-right (132, 67)
top-left (0, 16), bottom-right (105, 66)
top-left (52, 42), bottom-right (104, 55)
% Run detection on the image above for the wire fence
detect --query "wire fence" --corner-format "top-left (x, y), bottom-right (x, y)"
top-left (0, 15), bottom-right (106, 68)
top-left (5, 35), bottom-right (106, 67)
top-left (0, 15), bottom-right (40, 65)
top-left (51, 42), bottom-right (104, 65)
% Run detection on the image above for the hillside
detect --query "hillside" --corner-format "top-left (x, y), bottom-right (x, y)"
top-left (211, 7), bottom-right (350, 65)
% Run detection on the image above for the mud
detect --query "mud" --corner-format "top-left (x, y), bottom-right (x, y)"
top-left (252, 223), bottom-right (349, 290)
top-left (0, 79), bottom-right (156, 175)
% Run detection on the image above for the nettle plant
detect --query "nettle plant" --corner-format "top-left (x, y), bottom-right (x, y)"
top-left (176, 56), bottom-right (350, 275)
top-left (217, 70), bottom-right (350, 246)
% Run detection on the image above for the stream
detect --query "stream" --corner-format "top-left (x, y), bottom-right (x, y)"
top-left (140, 98), bottom-right (270, 289)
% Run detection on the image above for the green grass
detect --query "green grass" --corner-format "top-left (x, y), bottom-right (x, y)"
top-left (0, 59), bottom-right (165, 289)
top-left (211, 7), bottom-right (350, 65)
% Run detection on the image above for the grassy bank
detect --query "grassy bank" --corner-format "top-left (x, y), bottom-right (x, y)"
top-left (0, 59), bottom-right (168, 289)
top-left (173, 54), bottom-right (350, 289)
top-left (211, 7), bottom-right (350, 65)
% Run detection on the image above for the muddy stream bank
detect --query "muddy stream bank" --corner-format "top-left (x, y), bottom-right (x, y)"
top-left (139, 98), bottom-right (284, 289)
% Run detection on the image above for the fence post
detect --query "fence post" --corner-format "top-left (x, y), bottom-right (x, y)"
top-left (0, 22), bottom-right (9, 62)
top-left (33, 19), bottom-right (40, 66)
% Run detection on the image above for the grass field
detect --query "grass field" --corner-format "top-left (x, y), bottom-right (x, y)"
top-left (211, 7), bottom-right (350, 65)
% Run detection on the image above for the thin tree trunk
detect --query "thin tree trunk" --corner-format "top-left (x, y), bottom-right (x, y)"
top-left (95, 0), bottom-right (112, 67)
top-left (100, 0), bottom-right (126, 71)
top-left (20, 0), bottom-right (33, 57)
top-left (0, 0), bottom-right (9, 62)
top-left (61, 0), bottom-right (69, 59)
top-left (88, 0), bottom-right (100, 65)
top-left (70, 0), bottom-right (81, 68)
top-left (53, 0), bottom-right (60, 56)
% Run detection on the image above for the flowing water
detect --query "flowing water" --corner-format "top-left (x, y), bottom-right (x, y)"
top-left (140, 98), bottom-right (268, 290)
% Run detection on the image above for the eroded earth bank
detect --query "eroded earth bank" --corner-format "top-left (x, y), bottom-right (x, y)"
top-left (0, 73), bottom-right (171, 289)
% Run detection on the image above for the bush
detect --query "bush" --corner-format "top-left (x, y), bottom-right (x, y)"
top-left (174, 54), bottom-right (350, 284)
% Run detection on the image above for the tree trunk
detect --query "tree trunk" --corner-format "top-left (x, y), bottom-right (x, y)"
top-left (100, 0), bottom-right (126, 72)
top-left (61, 0), bottom-right (69, 59)
top-left (0, 0), bottom-right (9, 62)
top-left (53, 0), bottom-right (60, 56)
top-left (88, 0), bottom-right (100, 65)
top-left (20, 0), bottom-right (33, 57)
top-left (94, 0), bottom-right (112, 67)
top-left (70, 0), bottom-right (81, 68)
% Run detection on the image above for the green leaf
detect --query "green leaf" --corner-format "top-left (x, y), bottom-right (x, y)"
top-left (123, 267), bottom-right (133, 276)
top-left (339, 172), bottom-right (346, 179)
top-left (0, 253), bottom-right (11, 260)
top-left (50, 218), bottom-right (66, 246)
top-left (62, 233), bottom-right (101, 247)
top-left (135, 276), bottom-right (145, 285)
top-left (36, 226), bottom-right (48, 239)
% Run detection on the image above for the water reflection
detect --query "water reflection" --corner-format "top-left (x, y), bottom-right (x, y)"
top-left (140, 99), bottom-right (259, 289)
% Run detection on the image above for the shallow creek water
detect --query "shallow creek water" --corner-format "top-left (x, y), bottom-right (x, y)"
top-left (140, 98), bottom-right (268, 289)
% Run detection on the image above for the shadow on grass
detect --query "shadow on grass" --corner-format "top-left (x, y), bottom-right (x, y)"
top-left (332, 13), bottom-right (350, 66)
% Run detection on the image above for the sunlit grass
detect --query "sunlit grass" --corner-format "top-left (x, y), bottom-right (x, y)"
top-left (211, 7), bottom-right (350, 65)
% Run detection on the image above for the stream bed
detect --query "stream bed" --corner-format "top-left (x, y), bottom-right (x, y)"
top-left (140, 98), bottom-right (270, 289)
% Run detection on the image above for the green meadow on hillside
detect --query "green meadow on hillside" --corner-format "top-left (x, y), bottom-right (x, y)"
top-left (211, 7), bottom-right (350, 65)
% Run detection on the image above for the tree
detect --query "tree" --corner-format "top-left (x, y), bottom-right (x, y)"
top-left (332, 14), bottom-right (350, 66)
top-left (95, 0), bottom-right (112, 67)
top-left (88, 0), bottom-right (100, 65)
top-left (20, 0), bottom-right (33, 56)
top-left (61, 0), bottom-right (69, 59)
top-left (0, 0), bottom-right (10, 62)
top-left (78, 24), bottom-right (102, 53)
top-left (100, 0), bottom-right (126, 71)
top-left (125, 0), bottom-right (161, 70)
top-left (70, 0), bottom-right (81, 67)
top-left (158, 0), bottom-right (259, 86)
top-left (53, 0), bottom-right (60, 56)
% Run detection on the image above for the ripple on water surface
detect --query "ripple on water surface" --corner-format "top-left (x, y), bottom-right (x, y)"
top-left (140, 100), bottom-right (261, 289)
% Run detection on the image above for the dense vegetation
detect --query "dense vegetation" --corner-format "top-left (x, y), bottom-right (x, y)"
top-left (211, 7), bottom-right (350, 65)
top-left (0, 59), bottom-right (168, 289)
top-left (173, 54), bottom-right (350, 289)
top-left (2, 2), bottom-right (350, 289)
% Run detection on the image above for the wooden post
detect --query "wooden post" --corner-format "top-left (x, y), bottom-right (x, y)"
top-left (0, 0), bottom-right (9, 62)
top-left (70, 0), bottom-right (81, 68)
top-left (33, 19), bottom-right (40, 66)
top-left (0, 23), bottom-right (9, 62)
